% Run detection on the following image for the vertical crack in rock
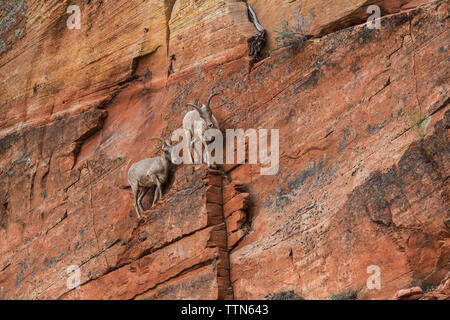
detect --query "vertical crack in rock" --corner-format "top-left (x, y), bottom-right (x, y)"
top-left (220, 174), bottom-right (252, 297)
top-left (409, 17), bottom-right (423, 119)
top-left (86, 160), bottom-right (109, 270)
top-left (28, 169), bottom-right (36, 211)
top-left (164, 0), bottom-right (177, 57)
top-left (223, 181), bottom-right (250, 251)
top-left (204, 168), bottom-right (234, 299)
top-left (70, 109), bottom-right (107, 170)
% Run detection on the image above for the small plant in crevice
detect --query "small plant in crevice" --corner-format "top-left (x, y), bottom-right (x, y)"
top-left (329, 289), bottom-right (358, 300)
top-left (274, 17), bottom-right (310, 50)
top-left (406, 105), bottom-right (438, 168)
top-left (420, 283), bottom-right (436, 294)
top-left (407, 107), bottom-right (431, 141)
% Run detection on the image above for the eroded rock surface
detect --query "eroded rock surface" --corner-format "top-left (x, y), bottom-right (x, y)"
top-left (0, 0), bottom-right (448, 299)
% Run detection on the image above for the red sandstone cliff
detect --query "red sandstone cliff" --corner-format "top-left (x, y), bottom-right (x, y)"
top-left (0, 0), bottom-right (448, 300)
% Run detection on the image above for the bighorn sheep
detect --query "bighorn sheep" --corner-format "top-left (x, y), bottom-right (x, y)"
top-left (128, 138), bottom-right (173, 218)
top-left (183, 93), bottom-right (221, 167)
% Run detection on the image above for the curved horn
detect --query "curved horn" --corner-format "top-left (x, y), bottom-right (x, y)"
top-left (206, 92), bottom-right (220, 109)
top-left (151, 137), bottom-right (164, 144)
top-left (186, 103), bottom-right (201, 112)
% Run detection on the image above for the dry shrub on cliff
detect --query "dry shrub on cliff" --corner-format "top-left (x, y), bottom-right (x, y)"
top-left (329, 289), bottom-right (358, 300)
top-left (274, 18), bottom-right (309, 50)
top-left (421, 282), bottom-right (437, 294)
top-left (265, 290), bottom-right (304, 300)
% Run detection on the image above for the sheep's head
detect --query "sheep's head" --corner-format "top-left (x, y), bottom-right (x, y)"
top-left (152, 138), bottom-right (173, 158)
top-left (187, 93), bottom-right (220, 130)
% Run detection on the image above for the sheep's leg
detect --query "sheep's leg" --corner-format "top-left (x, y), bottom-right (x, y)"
top-left (130, 182), bottom-right (141, 218)
top-left (203, 140), bottom-right (212, 168)
top-left (152, 186), bottom-right (159, 206)
top-left (151, 175), bottom-right (162, 206)
top-left (137, 187), bottom-right (149, 213)
top-left (191, 137), bottom-right (202, 164)
top-left (186, 129), bottom-right (195, 164)
top-left (136, 187), bottom-right (144, 216)
top-left (191, 143), bottom-right (198, 164)
top-left (158, 179), bottom-right (163, 201)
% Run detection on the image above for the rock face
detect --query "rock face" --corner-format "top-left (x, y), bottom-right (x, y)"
top-left (0, 0), bottom-right (448, 300)
top-left (392, 271), bottom-right (450, 300)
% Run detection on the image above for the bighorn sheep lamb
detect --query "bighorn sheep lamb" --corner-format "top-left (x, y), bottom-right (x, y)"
top-left (183, 92), bottom-right (221, 167)
top-left (128, 138), bottom-right (173, 218)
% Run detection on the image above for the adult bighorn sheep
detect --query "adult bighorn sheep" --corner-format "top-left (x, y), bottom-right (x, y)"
top-left (128, 138), bottom-right (173, 218)
top-left (183, 92), bottom-right (221, 167)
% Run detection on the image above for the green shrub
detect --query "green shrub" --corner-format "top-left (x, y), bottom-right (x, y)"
top-left (407, 107), bottom-right (431, 141)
